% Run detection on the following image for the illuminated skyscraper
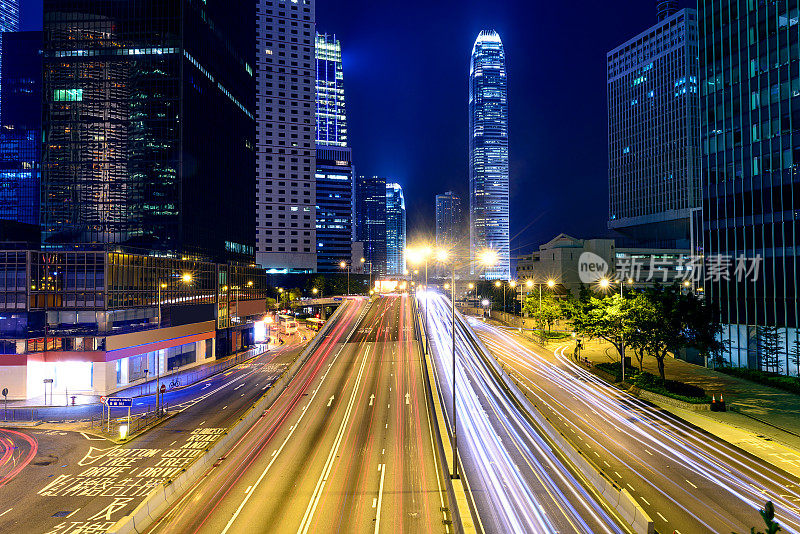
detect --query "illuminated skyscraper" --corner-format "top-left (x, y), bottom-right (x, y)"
top-left (315, 33), bottom-right (346, 147)
top-left (354, 175), bottom-right (387, 275)
top-left (435, 191), bottom-right (464, 251)
top-left (385, 182), bottom-right (406, 275)
top-left (315, 32), bottom-right (352, 272)
top-left (607, 8), bottom-right (701, 249)
top-left (469, 30), bottom-right (510, 280)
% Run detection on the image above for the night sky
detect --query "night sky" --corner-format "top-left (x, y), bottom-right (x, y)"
top-left (19, 0), bottom-right (693, 255)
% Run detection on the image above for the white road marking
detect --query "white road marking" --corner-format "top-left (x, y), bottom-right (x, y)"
top-left (614, 471), bottom-right (622, 479)
top-left (374, 463), bottom-right (386, 534)
top-left (644, 449), bottom-right (653, 456)
top-left (327, 396), bottom-right (335, 407)
top-left (405, 392), bottom-right (410, 405)
top-left (372, 498), bottom-right (377, 508)
top-left (656, 512), bottom-right (668, 522)
top-left (245, 486), bottom-right (252, 494)
top-left (686, 479), bottom-right (698, 489)
top-left (369, 394), bottom-right (375, 406)
top-left (296, 348), bottom-right (371, 534)
top-left (0, 509), bottom-right (12, 518)
top-left (234, 383), bottom-right (245, 391)
top-left (641, 497), bottom-right (650, 506)
top-left (222, 405), bottom-right (228, 410)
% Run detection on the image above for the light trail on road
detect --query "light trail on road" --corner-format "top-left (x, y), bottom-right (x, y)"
top-left (471, 318), bottom-right (800, 533)
top-left (423, 291), bottom-right (624, 534)
top-left (0, 429), bottom-right (38, 489)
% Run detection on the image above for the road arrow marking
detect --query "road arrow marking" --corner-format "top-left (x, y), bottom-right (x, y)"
top-left (369, 394), bottom-right (375, 406)
top-left (327, 396), bottom-right (335, 407)
top-left (405, 393), bottom-right (410, 405)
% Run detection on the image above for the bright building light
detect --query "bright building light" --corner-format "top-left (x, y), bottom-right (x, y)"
top-left (181, 273), bottom-right (192, 283)
top-left (119, 423), bottom-right (129, 440)
top-left (481, 299), bottom-right (490, 307)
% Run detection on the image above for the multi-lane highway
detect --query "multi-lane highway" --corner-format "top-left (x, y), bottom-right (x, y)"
top-left (147, 294), bottom-right (452, 534)
top-left (470, 316), bottom-right (800, 533)
top-left (422, 291), bottom-right (625, 534)
top-left (0, 305), bottom-right (334, 533)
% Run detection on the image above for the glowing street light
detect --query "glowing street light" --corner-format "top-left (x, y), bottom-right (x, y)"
top-left (547, 279), bottom-right (555, 288)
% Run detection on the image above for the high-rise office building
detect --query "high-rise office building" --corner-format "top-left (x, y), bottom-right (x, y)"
top-left (607, 7), bottom-right (701, 250)
top-left (315, 146), bottom-right (353, 272)
top-left (0, 31), bottom-right (41, 229)
top-left (700, 0), bottom-right (800, 371)
top-left (385, 182), bottom-right (406, 275)
top-left (41, 0), bottom-right (255, 262)
top-left (0, 0), bottom-right (19, 120)
top-left (354, 174), bottom-right (387, 275)
top-left (315, 31), bottom-right (353, 272)
top-left (469, 30), bottom-right (510, 280)
top-left (256, 0), bottom-right (317, 273)
top-left (435, 191), bottom-right (464, 251)
top-left (315, 33), bottom-right (347, 147)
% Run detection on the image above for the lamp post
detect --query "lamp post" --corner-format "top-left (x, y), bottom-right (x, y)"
top-left (156, 272), bottom-right (192, 415)
top-left (339, 260), bottom-right (350, 296)
top-left (431, 247), bottom-right (497, 480)
top-left (509, 280), bottom-right (517, 316)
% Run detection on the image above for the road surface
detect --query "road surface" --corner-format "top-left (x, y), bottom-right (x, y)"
top-left (423, 292), bottom-right (625, 534)
top-left (0, 303), bottom-right (354, 533)
top-left (148, 294), bottom-right (452, 534)
top-left (471, 316), bottom-right (800, 533)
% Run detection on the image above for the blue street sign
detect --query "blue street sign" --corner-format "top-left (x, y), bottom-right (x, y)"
top-left (333, 297), bottom-right (343, 302)
top-left (107, 397), bottom-right (133, 408)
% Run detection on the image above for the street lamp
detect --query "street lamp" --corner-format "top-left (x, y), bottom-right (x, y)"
top-left (433, 246), bottom-right (496, 480)
top-left (339, 260), bottom-right (351, 296)
top-left (156, 272), bottom-right (192, 415)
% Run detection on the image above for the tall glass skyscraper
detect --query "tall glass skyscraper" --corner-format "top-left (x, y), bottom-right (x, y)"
top-left (354, 175), bottom-right (387, 276)
top-left (700, 0), bottom-right (799, 371)
top-left (469, 30), bottom-right (510, 280)
top-left (315, 32), bottom-right (353, 272)
top-left (385, 182), bottom-right (406, 275)
top-left (0, 0), bottom-right (19, 121)
top-left (42, 0), bottom-right (255, 262)
top-left (607, 8), bottom-right (701, 250)
top-left (315, 33), bottom-right (347, 147)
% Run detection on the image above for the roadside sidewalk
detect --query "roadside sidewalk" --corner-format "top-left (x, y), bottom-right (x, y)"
top-left (4, 333), bottom-right (297, 409)
top-left (475, 313), bottom-right (800, 481)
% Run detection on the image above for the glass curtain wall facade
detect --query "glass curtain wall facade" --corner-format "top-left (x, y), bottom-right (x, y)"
top-left (315, 33), bottom-right (347, 147)
top-left (0, 0), bottom-right (19, 119)
top-left (41, 0), bottom-right (255, 263)
top-left (435, 191), bottom-right (465, 251)
top-left (0, 32), bottom-right (42, 229)
top-left (607, 9), bottom-right (701, 249)
top-left (315, 147), bottom-right (353, 272)
top-left (385, 182), bottom-right (406, 276)
top-left (700, 0), bottom-right (800, 371)
top-left (354, 175), bottom-right (386, 276)
top-left (469, 30), bottom-right (510, 280)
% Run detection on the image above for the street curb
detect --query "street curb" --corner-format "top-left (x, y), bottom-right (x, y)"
top-left (106, 299), bottom-right (362, 534)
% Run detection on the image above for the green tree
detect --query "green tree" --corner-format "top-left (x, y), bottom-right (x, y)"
top-left (757, 325), bottom-right (782, 374)
top-left (523, 293), bottom-right (562, 332)
top-left (569, 293), bottom-right (631, 365)
top-left (735, 500), bottom-right (781, 534)
top-left (790, 333), bottom-right (800, 377)
top-left (625, 293), bottom-right (658, 372)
